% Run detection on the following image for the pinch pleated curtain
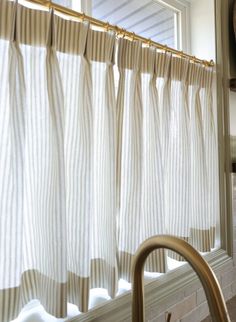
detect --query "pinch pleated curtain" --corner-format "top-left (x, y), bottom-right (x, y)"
top-left (165, 59), bottom-right (217, 259)
top-left (0, 1), bottom-right (219, 322)
top-left (117, 41), bottom-right (166, 280)
top-left (164, 57), bottom-right (190, 260)
top-left (188, 64), bottom-right (214, 251)
top-left (0, 2), bottom-right (118, 321)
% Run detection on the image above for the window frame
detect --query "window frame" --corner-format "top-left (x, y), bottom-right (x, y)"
top-left (155, 0), bottom-right (191, 51)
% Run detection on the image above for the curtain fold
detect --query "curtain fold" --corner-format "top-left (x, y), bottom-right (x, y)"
top-left (201, 69), bottom-right (219, 248)
top-left (0, 1), bottom-right (219, 321)
top-left (165, 57), bottom-right (190, 260)
top-left (117, 39), bottom-right (144, 281)
top-left (140, 47), bottom-right (166, 273)
top-left (86, 28), bottom-right (117, 300)
top-left (189, 64), bottom-right (211, 252)
top-left (55, 16), bottom-right (92, 312)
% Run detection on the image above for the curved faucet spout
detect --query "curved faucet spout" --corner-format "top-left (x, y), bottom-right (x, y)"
top-left (132, 235), bottom-right (231, 322)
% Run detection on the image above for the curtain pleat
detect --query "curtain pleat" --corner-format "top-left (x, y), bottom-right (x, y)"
top-left (201, 69), bottom-right (218, 248)
top-left (0, 19), bottom-right (26, 322)
top-left (165, 57), bottom-right (190, 260)
top-left (0, 2), bottom-right (219, 321)
top-left (140, 47), bottom-right (166, 272)
top-left (87, 29), bottom-right (117, 299)
top-left (158, 52), bottom-right (171, 165)
top-left (189, 64), bottom-right (211, 252)
top-left (117, 39), bottom-right (144, 281)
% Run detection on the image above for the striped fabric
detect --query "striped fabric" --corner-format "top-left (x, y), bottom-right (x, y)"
top-left (117, 40), bottom-right (166, 279)
top-left (0, 1), bottom-right (219, 321)
top-left (188, 64), bottom-right (212, 251)
top-left (164, 57), bottom-right (190, 260)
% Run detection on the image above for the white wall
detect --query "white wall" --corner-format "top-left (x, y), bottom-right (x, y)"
top-left (189, 0), bottom-right (215, 61)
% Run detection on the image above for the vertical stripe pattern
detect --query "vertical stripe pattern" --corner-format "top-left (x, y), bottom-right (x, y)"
top-left (0, 2), bottom-right (219, 321)
top-left (117, 40), bottom-right (144, 280)
top-left (165, 57), bottom-right (190, 260)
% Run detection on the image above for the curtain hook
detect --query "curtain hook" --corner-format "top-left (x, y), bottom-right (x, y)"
top-left (81, 12), bottom-right (85, 22)
top-left (131, 32), bottom-right (135, 41)
top-left (114, 25), bottom-right (120, 38)
top-left (209, 59), bottom-right (214, 67)
top-left (163, 44), bottom-right (168, 53)
top-left (105, 21), bottom-right (109, 32)
top-left (48, 0), bottom-right (52, 10)
top-left (121, 28), bottom-right (126, 39)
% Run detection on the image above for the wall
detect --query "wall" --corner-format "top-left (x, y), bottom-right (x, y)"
top-left (189, 0), bottom-right (215, 61)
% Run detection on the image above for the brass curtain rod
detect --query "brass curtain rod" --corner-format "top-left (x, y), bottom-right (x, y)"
top-left (25, 0), bottom-right (214, 67)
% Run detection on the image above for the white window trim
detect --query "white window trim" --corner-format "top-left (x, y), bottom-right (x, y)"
top-left (155, 0), bottom-right (191, 52)
top-left (69, 250), bottom-right (232, 322)
top-left (71, 0), bottom-right (92, 15)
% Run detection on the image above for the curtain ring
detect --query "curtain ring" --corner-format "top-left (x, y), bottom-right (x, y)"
top-left (121, 28), bottom-right (126, 38)
top-left (48, 0), bottom-right (52, 10)
top-left (114, 25), bottom-right (120, 38)
top-left (163, 44), bottom-right (168, 53)
top-left (147, 38), bottom-right (151, 47)
top-left (131, 32), bottom-right (135, 41)
top-left (192, 55), bottom-right (196, 64)
top-left (105, 21), bottom-right (109, 31)
top-left (81, 12), bottom-right (85, 22)
top-left (209, 59), bottom-right (214, 67)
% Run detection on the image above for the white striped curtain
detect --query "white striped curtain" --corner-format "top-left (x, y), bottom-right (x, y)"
top-left (0, 1), bottom-right (219, 321)
top-left (165, 57), bottom-right (190, 260)
top-left (117, 40), bottom-right (166, 280)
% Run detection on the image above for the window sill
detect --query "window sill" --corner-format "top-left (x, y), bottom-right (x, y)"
top-left (69, 249), bottom-right (233, 322)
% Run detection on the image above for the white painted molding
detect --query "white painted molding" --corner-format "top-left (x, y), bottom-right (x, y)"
top-left (69, 250), bottom-right (232, 322)
top-left (156, 0), bottom-right (190, 52)
top-left (215, 0), bottom-right (233, 255)
top-left (71, 0), bottom-right (91, 15)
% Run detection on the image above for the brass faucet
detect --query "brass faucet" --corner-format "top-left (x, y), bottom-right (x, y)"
top-left (132, 235), bottom-right (231, 322)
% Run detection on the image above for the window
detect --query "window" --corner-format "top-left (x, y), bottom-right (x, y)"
top-left (92, 0), bottom-right (178, 49)
top-left (53, 0), bottom-right (190, 50)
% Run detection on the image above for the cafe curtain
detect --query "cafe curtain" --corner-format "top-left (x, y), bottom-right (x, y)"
top-left (0, 1), bottom-right (219, 321)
